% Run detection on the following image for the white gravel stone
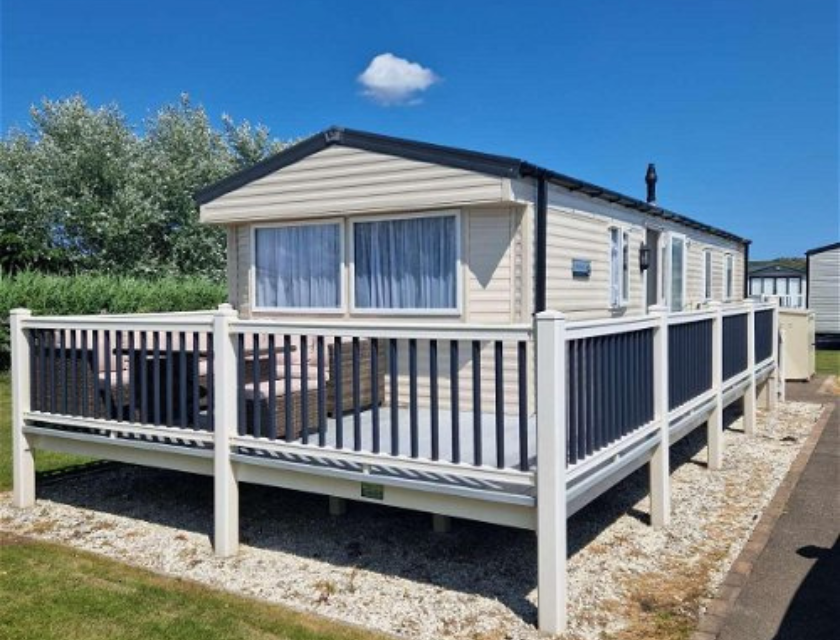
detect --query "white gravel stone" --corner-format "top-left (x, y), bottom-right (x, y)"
top-left (0, 401), bottom-right (822, 639)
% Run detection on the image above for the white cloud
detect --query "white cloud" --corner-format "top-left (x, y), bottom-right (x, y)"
top-left (358, 53), bottom-right (439, 105)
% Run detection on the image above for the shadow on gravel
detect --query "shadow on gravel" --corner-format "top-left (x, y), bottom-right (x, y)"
top-left (34, 405), bottom-right (747, 626)
top-left (37, 460), bottom-right (120, 484)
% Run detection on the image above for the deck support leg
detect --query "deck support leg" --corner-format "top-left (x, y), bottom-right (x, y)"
top-left (743, 301), bottom-right (757, 435)
top-left (768, 306), bottom-right (781, 409)
top-left (649, 305), bottom-right (670, 528)
top-left (328, 496), bottom-right (347, 517)
top-left (213, 304), bottom-right (239, 557)
top-left (707, 302), bottom-right (724, 471)
top-left (766, 374), bottom-right (779, 410)
top-left (11, 309), bottom-right (35, 509)
top-left (535, 311), bottom-right (568, 634)
top-left (432, 514), bottom-right (451, 533)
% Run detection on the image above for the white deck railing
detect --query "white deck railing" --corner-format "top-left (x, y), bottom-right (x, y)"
top-left (756, 293), bottom-right (806, 309)
top-left (8, 299), bottom-right (780, 634)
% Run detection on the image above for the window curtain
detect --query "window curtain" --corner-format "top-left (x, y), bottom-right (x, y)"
top-left (704, 253), bottom-right (712, 299)
top-left (670, 237), bottom-right (685, 311)
top-left (621, 231), bottom-right (629, 303)
top-left (255, 224), bottom-right (341, 308)
top-left (761, 277), bottom-right (774, 295)
top-left (354, 216), bottom-right (457, 309)
top-left (609, 228), bottom-right (621, 307)
top-left (725, 257), bottom-right (734, 299)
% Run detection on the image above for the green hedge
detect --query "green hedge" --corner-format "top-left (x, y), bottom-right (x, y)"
top-left (0, 272), bottom-right (226, 368)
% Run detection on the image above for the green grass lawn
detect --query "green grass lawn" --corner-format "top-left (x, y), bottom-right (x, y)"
top-left (0, 532), bottom-right (382, 640)
top-left (0, 371), bottom-right (94, 492)
top-left (0, 371), bottom-right (381, 640)
top-left (816, 350), bottom-right (840, 376)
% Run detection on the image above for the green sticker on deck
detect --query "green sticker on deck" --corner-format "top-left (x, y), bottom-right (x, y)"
top-left (361, 482), bottom-right (384, 500)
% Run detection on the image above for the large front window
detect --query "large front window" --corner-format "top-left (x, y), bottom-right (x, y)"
top-left (254, 222), bottom-right (342, 310)
top-left (353, 214), bottom-right (458, 311)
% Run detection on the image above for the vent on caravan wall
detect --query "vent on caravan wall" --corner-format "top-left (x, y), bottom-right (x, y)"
top-left (645, 163), bottom-right (658, 205)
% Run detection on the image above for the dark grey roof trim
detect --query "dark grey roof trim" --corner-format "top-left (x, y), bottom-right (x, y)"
top-left (805, 241), bottom-right (840, 256)
top-left (195, 133), bottom-right (332, 205)
top-left (748, 264), bottom-right (805, 277)
top-left (195, 126), bottom-right (749, 245)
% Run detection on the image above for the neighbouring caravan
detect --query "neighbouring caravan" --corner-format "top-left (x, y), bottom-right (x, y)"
top-left (806, 241), bottom-right (840, 347)
top-left (748, 262), bottom-right (807, 308)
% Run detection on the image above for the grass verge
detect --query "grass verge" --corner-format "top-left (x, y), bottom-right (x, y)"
top-left (0, 371), bottom-right (93, 492)
top-left (1, 371), bottom-right (381, 640)
top-left (0, 532), bottom-right (382, 640)
top-left (815, 350), bottom-right (840, 376)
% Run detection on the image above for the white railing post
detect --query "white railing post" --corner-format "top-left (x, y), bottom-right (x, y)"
top-left (707, 301), bottom-right (724, 470)
top-left (213, 303), bottom-right (239, 557)
top-left (743, 300), bottom-right (757, 435)
top-left (10, 308), bottom-right (35, 508)
top-left (649, 304), bottom-right (671, 528)
top-left (535, 310), bottom-right (568, 635)
top-left (777, 326), bottom-right (786, 404)
top-left (768, 300), bottom-right (780, 410)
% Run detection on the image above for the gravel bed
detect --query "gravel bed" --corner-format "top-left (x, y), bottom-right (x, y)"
top-left (0, 401), bottom-right (823, 639)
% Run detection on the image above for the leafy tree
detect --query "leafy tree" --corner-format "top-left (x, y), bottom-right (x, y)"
top-left (0, 94), bottom-right (289, 280)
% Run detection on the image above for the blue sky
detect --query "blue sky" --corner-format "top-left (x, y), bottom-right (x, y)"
top-left (2, 0), bottom-right (837, 259)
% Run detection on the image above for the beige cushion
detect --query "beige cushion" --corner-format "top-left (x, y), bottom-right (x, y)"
top-left (243, 376), bottom-right (320, 401)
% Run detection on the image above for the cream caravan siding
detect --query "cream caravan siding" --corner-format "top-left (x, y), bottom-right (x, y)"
top-left (234, 226), bottom-right (252, 314)
top-left (200, 146), bottom-right (508, 224)
top-left (808, 247), bottom-right (840, 335)
top-left (543, 194), bottom-right (646, 321)
top-left (465, 207), bottom-right (527, 324)
top-left (225, 227), bottom-right (237, 306)
top-left (532, 183), bottom-right (745, 318)
top-left (733, 251), bottom-right (745, 301)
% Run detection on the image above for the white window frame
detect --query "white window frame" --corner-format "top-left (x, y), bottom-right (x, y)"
top-left (250, 218), bottom-right (346, 314)
top-left (702, 249), bottom-right (713, 301)
top-left (666, 232), bottom-right (687, 312)
top-left (659, 236), bottom-right (668, 306)
top-left (608, 226), bottom-right (630, 309)
top-left (349, 210), bottom-right (463, 317)
top-left (724, 252), bottom-right (734, 301)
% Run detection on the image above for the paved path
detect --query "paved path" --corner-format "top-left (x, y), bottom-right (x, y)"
top-left (715, 376), bottom-right (839, 640)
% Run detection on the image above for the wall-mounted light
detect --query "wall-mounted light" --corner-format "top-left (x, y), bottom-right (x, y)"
top-left (639, 244), bottom-right (651, 271)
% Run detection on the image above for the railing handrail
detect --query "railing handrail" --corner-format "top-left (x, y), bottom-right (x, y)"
top-left (721, 305), bottom-right (752, 317)
top-left (17, 300), bottom-right (773, 340)
top-left (565, 314), bottom-right (659, 339)
top-left (21, 315), bottom-right (215, 331)
top-left (667, 308), bottom-right (717, 325)
top-left (757, 293), bottom-right (804, 308)
top-left (230, 317), bottom-right (532, 342)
